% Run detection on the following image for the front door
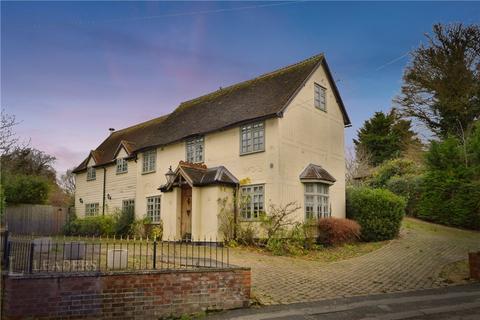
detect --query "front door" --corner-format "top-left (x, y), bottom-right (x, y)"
top-left (180, 185), bottom-right (192, 240)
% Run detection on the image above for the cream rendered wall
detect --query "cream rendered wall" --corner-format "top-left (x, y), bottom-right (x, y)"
top-left (204, 119), bottom-right (281, 209)
top-left (277, 65), bottom-right (346, 220)
top-left (161, 188), bottom-right (181, 239)
top-left (103, 148), bottom-right (137, 214)
top-left (74, 157), bottom-right (104, 217)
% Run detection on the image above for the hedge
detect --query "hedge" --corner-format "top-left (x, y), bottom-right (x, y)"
top-left (346, 187), bottom-right (405, 241)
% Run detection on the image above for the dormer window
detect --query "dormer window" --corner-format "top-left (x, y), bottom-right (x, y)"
top-left (87, 167), bottom-right (96, 181)
top-left (116, 158), bottom-right (128, 174)
top-left (186, 136), bottom-right (204, 163)
top-left (314, 83), bottom-right (327, 111)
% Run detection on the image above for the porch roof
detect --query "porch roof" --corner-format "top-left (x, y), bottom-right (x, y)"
top-left (159, 162), bottom-right (239, 192)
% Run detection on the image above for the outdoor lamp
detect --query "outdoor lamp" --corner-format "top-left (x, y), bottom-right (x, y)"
top-left (79, 198), bottom-right (83, 203)
top-left (165, 166), bottom-right (175, 184)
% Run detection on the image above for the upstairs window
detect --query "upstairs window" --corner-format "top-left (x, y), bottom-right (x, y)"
top-left (304, 183), bottom-right (330, 220)
top-left (240, 184), bottom-right (264, 220)
top-left (142, 150), bottom-right (156, 173)
top-left (186, 136), bottom-right (204, 163)
top-left (87, 167), bottom-right (96, 181)
top-left (116, 158), bottom-right (128, 174)
top-left (146, 196), bottom-right (161, 223)
top-left (240, 122), bottom-right (264, 155)
top-left (314, 83), bottom-right (327, 111)
top-left (85, 203), bottom-right (99, 216)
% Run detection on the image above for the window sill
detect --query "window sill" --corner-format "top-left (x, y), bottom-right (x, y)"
top-left (240, 149), bottom-right (265, 157)
top-left (142, 170), bottom-right (156, 175)
top-left (116, 171), bottom-right (128, 175)
top-left (86, 178), bottom-right (96, 182)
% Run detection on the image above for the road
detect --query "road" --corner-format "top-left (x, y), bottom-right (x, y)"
top-left (208, 283), bottom-right (480, 320)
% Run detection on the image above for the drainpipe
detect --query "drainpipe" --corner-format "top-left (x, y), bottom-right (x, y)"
top-left (102, 167), bottom-right (107, 215)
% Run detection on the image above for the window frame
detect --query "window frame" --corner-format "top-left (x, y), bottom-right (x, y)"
top-left (86, 167), bottom-right (96, 181)
top-left (185, 136), bottom-right (204, 163)
top-left (116, 158), bottom-right (128, 174)
top-left (240, 184), bottom-right (265, 221)
top-left (146, 196), bottom-right (161, 223)
top-left (142, 149), bottom-right (157, 174)
top-left (85, 203), bottom-right (99, 216)
top-left (314, 83), bottom-right (327, 112)
top-left (304, 182), bottom-right (330, 220)
top-left (122, 199), bottom-right (135, 215)
top-left (239, 121), bottom-right (265, 155)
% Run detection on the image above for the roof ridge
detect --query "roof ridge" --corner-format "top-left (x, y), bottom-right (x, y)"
top-left (177, 53), bottom-right (324, 109)
top-left (111, 114), bottom-right (170, 135)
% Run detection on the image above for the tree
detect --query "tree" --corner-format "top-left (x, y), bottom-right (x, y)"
top-left (396, 23), bottom-right (480, 138)
top-left (3, 174), bottom-right (51, 205)
top-left (1, 147), bottom-right (57, 182)
top-left (59, 169), bottom-right (75, 196)
top-left (417, 121), bottom-right (480, 229)
top-left (354, 109), bottom-right (422, 166)
top-left (0, 109), bottom-right (19, 155)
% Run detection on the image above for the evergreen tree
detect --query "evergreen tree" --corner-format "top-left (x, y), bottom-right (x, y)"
top-left (354, 109), bottom-right (421, 166)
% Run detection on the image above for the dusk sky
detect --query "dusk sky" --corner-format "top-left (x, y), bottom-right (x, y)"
top-left (2, 1), bottom-right (479, 173)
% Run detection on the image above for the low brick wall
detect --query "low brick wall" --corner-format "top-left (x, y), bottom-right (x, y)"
top-left (469, 251), bottom-right (480, 280)
top-left (1, 268), bottom-right (251, 319)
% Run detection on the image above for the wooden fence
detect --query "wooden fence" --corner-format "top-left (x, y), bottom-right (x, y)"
top-left (4, 205), bottom-right (69, 235)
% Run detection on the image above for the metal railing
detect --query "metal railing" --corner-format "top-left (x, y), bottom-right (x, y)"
top-left (2, 233), bottom-right (231, 274)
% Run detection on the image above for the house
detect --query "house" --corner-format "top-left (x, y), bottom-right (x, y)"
top-left (73, 53), bottom-right (351, 240)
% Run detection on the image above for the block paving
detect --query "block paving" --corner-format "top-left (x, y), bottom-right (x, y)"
top-left (228, 219), bottom-right (480, 305)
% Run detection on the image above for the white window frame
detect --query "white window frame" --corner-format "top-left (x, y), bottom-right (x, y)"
top-left (304, 182), bottom-right (330, 220)
top-left (116, 158), bottom-right (128, 174)
top-left (240, 184), bottom-right (264, 220)
top-left (85, 203), bottom-right (99, 216)
top-left (142, 149), bottom-right (156, 174)
top-left (314, 83), bottom-right (327, 111)
top-left (122, 199), bottom-right (135, 215)
top-left (86, 167), bottom-right (96, 181)
top-left (186, 136), bottom-right (204, 163)
top-left (146, 196), bottom-right (161, 223)
top-left (240, 122), bottom-right (265, 155)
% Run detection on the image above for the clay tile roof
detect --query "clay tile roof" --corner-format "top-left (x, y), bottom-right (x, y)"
top-left (299, 164), bottom-right (336, 183)
top-left (73, 54), bottom-right (350, 173)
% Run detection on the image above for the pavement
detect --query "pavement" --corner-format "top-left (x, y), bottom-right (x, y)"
top-left (207, 283), bottom-right (480, 320)
top-left (227, 218), bottom-right (480, 304)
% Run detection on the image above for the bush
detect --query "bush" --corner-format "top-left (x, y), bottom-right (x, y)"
top-left (385, 174), bottom-right (423, 216)
top-left (317, 218), bottom-right (361, 246)
top-left (114, 208), bottom-right (135, 236)
top-left (368, 158), bottom-right (419, 188)
top-left (63, 215), bottom-right (116, 237)
top-left (3, 174), bottom-right (50, 204)
top-left (265, 224), bottom-right (306, 256)
top-left (346, 187), bottom-right (405, 241)
top-left (418, 172), bottom-right (480, 230)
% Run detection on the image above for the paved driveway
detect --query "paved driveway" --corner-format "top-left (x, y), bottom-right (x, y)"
top-left (228, 218), bottom-right (480, 305)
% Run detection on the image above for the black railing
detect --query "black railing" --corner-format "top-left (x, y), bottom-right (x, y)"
top-left (2, 234), bottom-right (231, 274)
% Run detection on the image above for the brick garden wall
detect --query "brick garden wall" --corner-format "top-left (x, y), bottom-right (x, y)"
top-left (1, 268), bottom-right (251, 319)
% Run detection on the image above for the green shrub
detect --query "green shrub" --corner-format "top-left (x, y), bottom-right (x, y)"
top-left (346, 187), bottom-right (406, 241)
top-left (265, 224), bottom-right (306, 256)
top-left (114, 208), bottom-right (135, 236)
top-left (237, 222), bottom-right (257, 246)
top-left (416, 128), bottom-right (480, 230)
top-left (418, 172), bottom-right (480, 229)
top-left (368, 158), bottom-right (419, 188)
top-left (317, 218), bottom-right (361, 246)
top-left (64, 215), bottom-right (116, 237)
top-left (3, 174), bottom-right (50, 204)
top-left (385, 174), bottom-right (423, 216)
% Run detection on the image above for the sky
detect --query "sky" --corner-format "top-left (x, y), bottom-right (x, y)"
top-left (2, 1), bottom-right (479, 173)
